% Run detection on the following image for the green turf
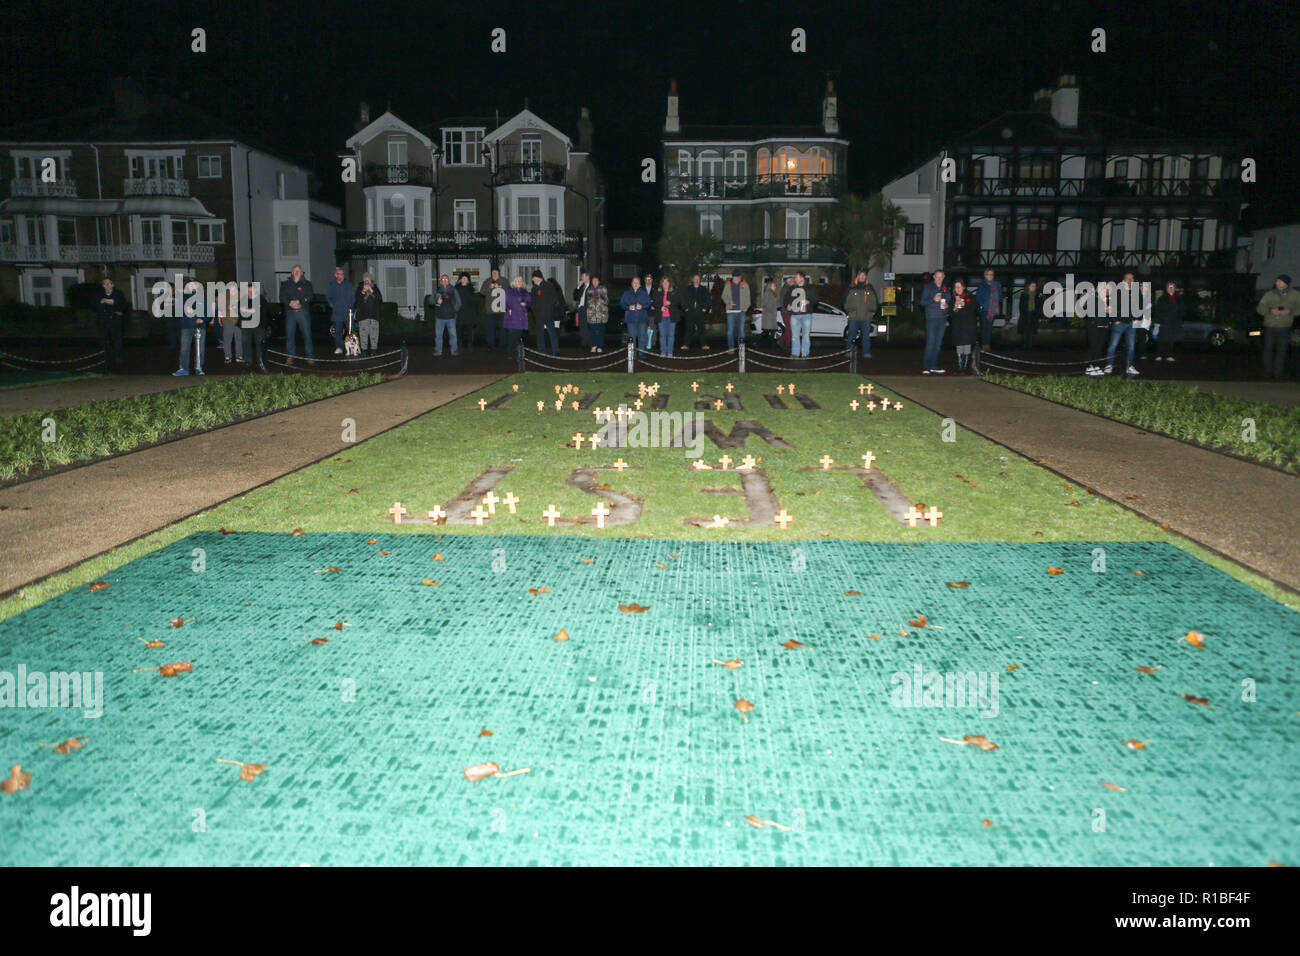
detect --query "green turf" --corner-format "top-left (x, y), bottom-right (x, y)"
top-left (0, 532), bottom-right (1296, 866)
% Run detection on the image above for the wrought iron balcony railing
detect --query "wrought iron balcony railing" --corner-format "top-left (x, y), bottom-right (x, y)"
top-left (0, 242), bottom-right (215, 264)
top-left (362, 163), bottom-right (435, 187)
top-left (123, 177), bottom-right (191, 197)
top-left (719, 239), bottom-right (845, 264)
top-left (953, 176), bottom-right (1240, 200)
top-left (944, 246), bottom-right (1236, 271)
top-left (8, 178), bottom-right (77, 198)
top-left (492, 162), bottom-right (567, 186)
top-left (666, 173), bottom-right (844, 200)
top-left (336, 229), bottom-right (584, 261)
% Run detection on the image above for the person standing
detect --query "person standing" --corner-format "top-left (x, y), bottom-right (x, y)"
top-left (679, 273), bottom-right (710, 351)
top-left (573, 271), bottom-right (591, 349)
top-left (239, 281), bottom-right (270, 372)
top-left (455, 273), bottom-right (478, 350)
top-left (949, 279), bottom-right (979, 374)
top-left (427, 274), bottom-right (461, 356)
top-left (1151, 281), bottom-right (1186, 363)
top-left (1084, 281), bottom-right (1112, 376)
top-left (1116, 272), bottom-right (1152, 360)
top-left (480, 267), bottom-right (507, 350)
top-left (503, 275), bottom-right (531, 355)
top-left (217, 282), bottom-right (244, 365)
top-left (974, 268), bottom-right (1002, 349)
top-left (279, 264), bottom-right (314, 360)
top-left (326, 266), bottom-right (355, 355)
top-left (1256, 274), bottom-right (1300, 380)
top-left (759, 280), bottom-right (780, 344)
top-left (530, 270), bottom-right (562, 356)
top-left (1104, 278), bottom-right (1139, 375)
top-left (721, 269), bottom-right (751, 350)
top-left (842, 270), bottom-right (878, 358)
top-left (652, 276), bottom-right (681, 356)
top-left (586, 275), bottom-right (609, 352)
top-left (93, 277), bottom-right (129, 371)
top-left (619, 276), bottom-right (651, 352)
top-left (174, 281), bottom-right (211, 376)
top-left (1018, 280), bottom-right (1043, 351)
top-left (354, 274), bottom-right (383, 354)
top-left (920, 269), bottom-right (951, 374)
top-left (788, 271), bottom-right (818, 358)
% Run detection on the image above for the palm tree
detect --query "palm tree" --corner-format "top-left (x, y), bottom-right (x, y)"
top-left (820, 192), bottom-right (909, 276)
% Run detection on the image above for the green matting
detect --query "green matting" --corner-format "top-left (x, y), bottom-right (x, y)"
top-left (1, 532), bottom-right (1297, 866)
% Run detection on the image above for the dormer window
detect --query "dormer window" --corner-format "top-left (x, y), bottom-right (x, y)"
top-left (442, 128), bottom-right (484, 165)
top-left (387, 136), bottom-right (408, 167)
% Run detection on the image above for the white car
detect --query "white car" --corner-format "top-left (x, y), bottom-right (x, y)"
top-left (749, 301), bottom-right (853, 339)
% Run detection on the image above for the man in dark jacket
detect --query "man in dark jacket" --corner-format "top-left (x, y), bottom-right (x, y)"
top-left (530, 270), bottom-right (562, 355)
top-left (93, 277), bottom-right (129, 370)
top-left (1017, 280), bottom-right (1044, 351)
top-left (920, 269), bottom-right (951, 373)
top-left (279, 265), bottom-right (314, 359)
top-left (842, 270), bottom-right (878, 358)
top-left (239, 282), bottom-right (271, 372)
top-left (325, 266), bottom-right (355, 355)
top-left (426, 274), bottom-right (461, 355)
top-left (679, 274), bottom-right (711, 351)
top-left (480, 268), bottom-right (507, 350)
top-left (573, 271), bottom-right (591, 349)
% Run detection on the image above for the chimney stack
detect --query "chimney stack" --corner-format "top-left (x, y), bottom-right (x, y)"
top-left (822, 79), bottom-right (839, 134)
top-left (665, 79), bottom-right (680, 134)
top-left (359, 101), bottom-right (370, 126)
top-left (1050, 74), bottom-right (1079, 128)
top-left (578, 106), bottom-right (593, 152)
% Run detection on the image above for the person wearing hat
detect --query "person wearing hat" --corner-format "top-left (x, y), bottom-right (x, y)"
top-left (529, 269), bottom-right (563, 356)
top-left (721, 269), bottom-right (750, 350)
top-left (354, 273), bottom-right (383, 354)
top-left (1257, 274), bottom-right (1300, 380)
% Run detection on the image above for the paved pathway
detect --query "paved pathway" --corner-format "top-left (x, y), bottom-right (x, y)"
top-left (876, 375), bottom-right (1300, 592)
top-left (0, 375), bottom-right (501, 595)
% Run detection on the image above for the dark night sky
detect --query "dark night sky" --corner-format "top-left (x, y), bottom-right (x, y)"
top-left (3, 0), bottom-right (1299, 229)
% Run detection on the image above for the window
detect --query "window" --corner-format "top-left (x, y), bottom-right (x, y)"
top-left (57, 218), bottom-right (77, 249)
top-left (30, 274), bottom-right (53, 306)
top-left (0, 220), bottom-right (12, 245)
top-left (725, 150), bottom-right (747, 180)
top-left (547, 195), bottom-right (558, 231)
top-left (698, 151), bottom-right (723, 180)
top-left (612, 263), bottom-right (638, 278)
top-left (196, 220), bottom-right (225, 244)
top-left (442, 128), bottom-right (483, 165)
top-left (384, 265), bottom-right (408, 306)
top-left (60, 274), bottom-right (78, 301)
top-left (1013, 216), bottom-right (1051, 251)
top-left (387, 136), bottom-right (408, 167)
top-left (612, 237), bottom-right (642, 253)
top-left (279, 222), bottom-right (299, 257)
top-left (454, 199), bottom-right (477, 232)
top-left (1193, 156), bottom-right (1210, 180)
top-left (1137, 220), bottom-right (1159, 251)
top-left (1112, 158), bottom-right (1129, 178)
top-left (677, 150), bottom-right (693, 177)
top-left (699, 210), bottom-right (721, 237)
top-left (382, 194), bottom-right (405, 231)
top-left (139, 217), bottom-right (163, 248)
top-left (1180, 220), bottom-right (1203, 252)
top-left (1265, 235), bottom-right (1276, 258)
top-left (128, 152), bottom-right (183, 180)
top-left (520, 133), bottom-right (541, 166)
top-left (517, 197), bottom-right (541, 231)
top-left (197, 155), bottom-right (222, 178)
top-left (171, 219), bottom-right (188, 250)
top-left (413, 197), bottom-right (427, 230)
top-left (904, 223), bottom-right (924, 255)
top-left (786, 210), bottom-right (810, 241)
top-left (757, 149), bottom-right (771, 180)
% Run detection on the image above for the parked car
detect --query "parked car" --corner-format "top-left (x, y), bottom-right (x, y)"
top-left (1164, 319), bottom-right (1240, 350)
top-left (748, 300), bottom-right (851, 340)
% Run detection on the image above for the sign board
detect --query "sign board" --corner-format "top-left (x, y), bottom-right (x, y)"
top-left (883, 273), bottom-right (895, 280)
top-left (883, 287), bottom-right (896, 303)
top-left (881, 304), bottom-right (897, 316)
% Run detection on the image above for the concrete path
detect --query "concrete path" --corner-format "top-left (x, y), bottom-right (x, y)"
top-left (876, 375), bottom-right (1300, 592)
top-left (0, 374), bottom-right (501, 595)
top-left (0, 374), bottom-right (205, 418)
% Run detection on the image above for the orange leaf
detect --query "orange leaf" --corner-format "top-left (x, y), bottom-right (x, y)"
top-left (433, 553), bottom-right (445, 561)
top-left (963, 735), bottom-right (998, 751)
top-left (908, 614), bottom-right (928, 628)
top-left (780, 640), bottom-right (804, 650)
top-left (1046, 567), bottom-right (1064, 575)
top-left (88, 581), bottom-right (111, 591)
top-left (157, 661), bottom-right (192, 678)
top-left (367, 539), bottom-right (378, 545)
top-left (743, 814), bottom-right (791, 831)
top-left (1, 764), bottom-right (32, 794)
top-left (379, 549), bottom-right (391, 555)
top-left (143, 638), bottom-right (165, 648)
top-left (1100, 781), bottom-right (1127, 792)
top-left (421, 578), bottom-right (439, 586)
top-left (464, 762), bottom-right (501, 782)
top-left (946, 581), bottom-right (971, 588)
top-left (619, 603), bottom-right (650, 613)
top-left (169, 617), bottom-right (186, 628)
top-left (1122, 739), bottom-right (1148, 751)
top-left (981, 819), bottom-right (994, 828)
top-left (239, 763), bottom-right (268, 782)
top-left (291, 529), bottom-right (304, 536)
top-left (1005, 664), bottom-right (1019, 671)
top-left (845, 590), bottom-right (861, 596)
top-left (1181, 694), bottom-right (1211, 707)
top-left (1160, 523), bottom-right (1171, 530)
top-left (553, 629), bottom-right (570, 642)
top-left (713, 658), bottom-right (743, 669)
top-left (1131, 570), bottom-right (1146, 576)
top-left (656, 563), bottom-right (668, 569)
top-left (867, 634), bottom-right (881, 641)
top-left (219, 527), bottom-right (236, 535)
top-left (1182, 630), bottom-right (1207, 648)
top-left (309, 638), bottom-right (329, 645)
top-left (48, 737), bottom-right (88, 755)
top-left (580, 558), bottom-right (594, 564)
top-left (333, 621), bottom-right (347, 631)
top-left (529, 587), bottom-right (551, 595)
top-left (1134, 665), bottom-right (1162, 675)
top-left (479, 729), bottom-right (493, 737)
top-left (734, 698), bottom-right (754, 718)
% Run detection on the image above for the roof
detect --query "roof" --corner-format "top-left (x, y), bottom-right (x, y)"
top-left (665, 124), bottom-right (841, 143)
top-left (950, 107), bottom-right (1233, 150)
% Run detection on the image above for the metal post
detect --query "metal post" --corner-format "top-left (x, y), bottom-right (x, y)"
top-left (848, 343), bottom-right (857, 374)
top-left (738, 340), bottom-right (745, 373)
top-left (517, 341), bottom-right (525, 373)
top-left (627, 339), bottom-right (635, 373)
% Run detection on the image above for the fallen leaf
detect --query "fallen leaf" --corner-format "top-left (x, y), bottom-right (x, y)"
top-left (333, 621), bottom-right (349, 631)
top-left (780, 640), bottom-right (804, 650)
top-left (379, 549), bottom-right (391, 555)
top-left (963, 735), bottom-right (998, 751)
top-left (367, 539), bottom-right (378, 545)
top-left (946, 582), bottom-right (971, 588)
top-left (908, 614), bottom-right (928, 628)
top-left (143, 638), bottom-right (165, 648)
top-left (619, 603), bottom-right (650, 613)
top-left (656, 563), bottom-right (667, 569)
top-left (1180, 694), bottom-right (1211, 707)
top-left (1066, 501), bottom-right (1080, 507)
top-left (1, 765), bottom-right (32, 794)
top-left (1005, 664), bottom-right (1019, 672)
top-left (734, 698), bottom-right (754, 721)
top-left (713, 658), bottom-right (743, 669)
top-left (1182, 630), bottom-right (1207, 648)
top-left (845, 590), bottom-right (861, 596)
top-left (867, 634), bottom-right (881, 641)
top-left (219, 528), bottom-right (236, 535)
top-left (744, 814), bottom-right (791, 831)
top-left (169, 617), bottom-right (187, 628)
top-left (433, 553), bottom-right (445, 561)
top-left (479, 729), bottom-right (493, 737)
top-left (1160, 523), bottom-right (1171, 530)
top-left (981, 819), bottom-right (994, 828)
top-left (309, 638), bottom-right (329, 645)
top-left (581, 558), bottom-right (594, 564)
top-left (44, 737), bottom-right (88, 755)
top-left (348, 489), bottom-right (360, 494)
top-left (1122, 739), bottom-right (1148, 751)
top-left (292, 529), bottom-right (304, 536)
top-left (1134, 665), bottom-right (1162, 675)
top-left (553, 629), bottom-right (570, 642)
top-left (464, 762), bottom-right (500, 782)
top-left (1100, 781), bottom-right (1127, 792)
top-left (88, 581), bottom-right (111, 591)
top-left (529, 587), bottom-right (551, 595)
top-left (668, 553), bottom-right (681, 558)
top-left (158, 661), bottom-right (192, 678)
top-left (1046, 567), bottom-right (1064, 575)
top-left (1132, 570), bottom-right (1146, 576)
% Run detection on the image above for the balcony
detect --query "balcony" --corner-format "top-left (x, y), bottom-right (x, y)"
top-left (336, 229), bottom-right (584, 262)
top-left (123, 177), bottom-right (191, 197)
top-left (719, 239), bottom-right (845, 264)
top-left (362, 163), bottom-right (435, 187)
top-left (946, 246), bottom-right (1236, 271)
top-left (492, 162), bottom-right (567, 186)
top-left (0, 242), bottom-right (215, 264)
top-left (666, 174), bottom-right (845, 201)
top-left (8, 178), bottom-right (77, 198)
top-left (953, 176), bottom-right (1240, 200)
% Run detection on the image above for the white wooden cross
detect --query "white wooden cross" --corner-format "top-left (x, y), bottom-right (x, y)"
top-left (428, 505), bottom-right (447, 523)
top-left (691, 459), bottom-right (713, 470)
top-left (554, 384), bottom-right (563, 394)
top-left (893, 401), bottom-right (904, 411)
top-left (554, 399), bottom-right (563, 411)
top-left (858, 383), bottom-right (868, 395)
top-left (819, 455), bottom-right (834, 470)
top-left (572, 432), bottom-right (585, 449)
top-left (861, 451), bottom-right (876, 470)
top-left (637, 381), bottom-right (647, 395)
top-left (634, 399), bottom-right (643, 410)
top-left (880, 398), bottom-right (891, 410)
top-left (725, 382), bottom-right (734, 393)
top-left (924, 505), bottom-right (943, 526)
top-left (592, 501), bottom-right (610, 529)
top-left (904, 505), bottom-right (923, 527)
top-left (501, 493), bottom-right (519, 514)
top-left (615, 405), bottom-right (628, 422)
top-left (589, 432), bottom-right (602, 448)
top-left (714, 399), bottom-right (724, 410)
top-left (777, 385), bottom-right (785, 394)
top-left (571, 401), bottom-right (579, 411)
top-left (773, 509), bottom-right (793, 529)
top-left (477, 398), bottom-right (487, 411)
top-left (543, 505), bottom-right (561, 526)
top-left (866, 400), bottom-right (877, 412)
top-left (482, 491), bottom-right (500, 514)
top-left (691, 381), bottom-right (699, 392)
top-left (512, 384), bottom-right (519, 392)
top-left (613, 458), bottom-right (629, 471)
top-left (739, 454), bottom-right (757, 470)
top-left (469, 504), bottom-right (489, 526)
top-left (718, 455), bottom-right (732, 470)
top-left (709, 514), bottom-right (730, 528)
top-left (651, 382), bottom-right (660, 391)
top-left (536, 400), bottom-right (545, 411)
top-left (850, 400), bottom-right (860, 411)
top-left (593, 408), bottom-right (604, 422)
top-left (788, 382), bottom-right (796, 394)
top-left (389, 502), bottom-right (407, 524)
top-left (865, 383), bottom-right (875, 395)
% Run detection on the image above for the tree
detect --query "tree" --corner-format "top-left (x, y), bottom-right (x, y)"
top-left (820, 192), bottom-right (909, 276)
top-left (655, 223), bottom-right (722, 285)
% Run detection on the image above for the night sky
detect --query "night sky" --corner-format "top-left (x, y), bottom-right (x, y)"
top-left (3, 0), bottom-right (1298, 230)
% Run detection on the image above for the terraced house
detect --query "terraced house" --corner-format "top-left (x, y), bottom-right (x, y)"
top-left (881, 75), bottom-right (1247, 317)
top-left (661, 79), bottom-right (849, 285)
top-left (337, 104), bottom-right (606, 316)
top-left (0, 79), bottom-right (339, 310)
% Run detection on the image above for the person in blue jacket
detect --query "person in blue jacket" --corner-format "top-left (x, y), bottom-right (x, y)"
top-left (325, 266), bottom-right (355, 355)
top-left (974, 269), bottom-right (1002, 349)
top-left (619, 276), bottom-right (651, 352)
top-left (920, 269), bottom-right (952, 374)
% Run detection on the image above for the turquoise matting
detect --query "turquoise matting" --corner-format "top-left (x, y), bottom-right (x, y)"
top-left (1, 533), bottom-right (1297, 866)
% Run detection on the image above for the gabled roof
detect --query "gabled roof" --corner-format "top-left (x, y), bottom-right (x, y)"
top-left (484, 109), bottom-right (571, 148)
top-left (346, 111), bottom-right (433, 149)
top-left (950, 108), bottom-right (1230, 150)
top-left (665, 124), bottom-right (837, 143)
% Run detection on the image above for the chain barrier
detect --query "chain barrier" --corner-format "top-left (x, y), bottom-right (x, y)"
top-left (0, 348), bottom-right (107, 366)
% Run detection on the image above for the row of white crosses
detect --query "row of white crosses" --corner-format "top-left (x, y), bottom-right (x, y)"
top-left (850, 397), bottom-right (902, 412)
top-left (690, 454), bottom-right (758, 471)
top-left (389, 494), bottom-right (614, 528)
